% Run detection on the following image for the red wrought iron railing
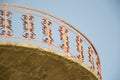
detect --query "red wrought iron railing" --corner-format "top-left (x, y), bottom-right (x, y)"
top-left (0, 2), bottom-right (102, 80)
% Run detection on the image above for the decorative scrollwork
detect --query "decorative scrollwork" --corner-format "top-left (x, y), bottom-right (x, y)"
top-left (21, 11), bottom-right (36, 39)
top-left (88, 47), bottom-right (95, 71)
top-left (41, 17), bottom-right (53, 45)
top-left (76, 36), bottom-right (84, 62)
top-left (59, 23), bottom-right (69, 53)
top-left (96, 56), bottom-right (102, 79)
top-left (0, 8), bottom-right (13, 36)
top-left (0, 3), bottom-right (102, 79)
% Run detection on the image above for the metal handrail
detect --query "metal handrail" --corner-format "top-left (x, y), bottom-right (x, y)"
top-left (0, 2), bottom-right (102, 80)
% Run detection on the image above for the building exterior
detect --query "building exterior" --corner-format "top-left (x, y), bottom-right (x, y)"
top-left (0, 2), bottom-right (102, 80)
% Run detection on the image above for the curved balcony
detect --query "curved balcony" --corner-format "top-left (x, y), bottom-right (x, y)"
top-left (0, 2), bottom-right (102, 80)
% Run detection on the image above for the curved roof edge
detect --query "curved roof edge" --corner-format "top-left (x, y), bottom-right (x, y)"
top-left (0, 40), bottom-right (100, 80)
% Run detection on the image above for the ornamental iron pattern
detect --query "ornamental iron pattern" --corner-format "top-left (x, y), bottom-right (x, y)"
top-left (21, 11), bottom-right (36, 39)
top-left (76, 35), bottom-right (84, 62)
top-left (0, 8), bottom-right (13, 37)
top-left (41, 16), bottom-right (53, 46)
top-left (59, 22), bottom-right (69, 53)
top-left (0, 2), bottom-right (102, 80)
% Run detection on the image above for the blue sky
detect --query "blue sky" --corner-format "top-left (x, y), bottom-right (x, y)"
top-left (0, 0), bottom-right (120, 80)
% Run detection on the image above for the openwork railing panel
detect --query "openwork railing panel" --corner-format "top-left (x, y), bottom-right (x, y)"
top-left (0, 2), bottom-right (102, 80)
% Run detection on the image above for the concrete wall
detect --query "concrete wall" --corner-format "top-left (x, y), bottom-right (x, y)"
top-left (0, 41), bottom-right (98, 80)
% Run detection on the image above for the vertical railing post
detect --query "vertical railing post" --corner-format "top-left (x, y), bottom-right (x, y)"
top-left (96, 56), bottom-right (102, 79)
top-left (59, 22), bottom-right (69, 54)
top-left (88, 47), bottom-right (95, 71)
top-left (26, 11), bottom-right (31, 40)
top-left (22, 11), bottom-right (35, 40)
top-left (76, 35), bottom-right (84, 62)
top-left (3, 8), bottom-right (7, 38)
top-left (0, 7), bottom-right (13, 38)
top-left (41, 15), bottom-right (53, 47)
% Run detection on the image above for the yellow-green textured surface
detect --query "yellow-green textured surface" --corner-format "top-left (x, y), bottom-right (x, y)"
top-left (0, 41), bottom-right (98, 80)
